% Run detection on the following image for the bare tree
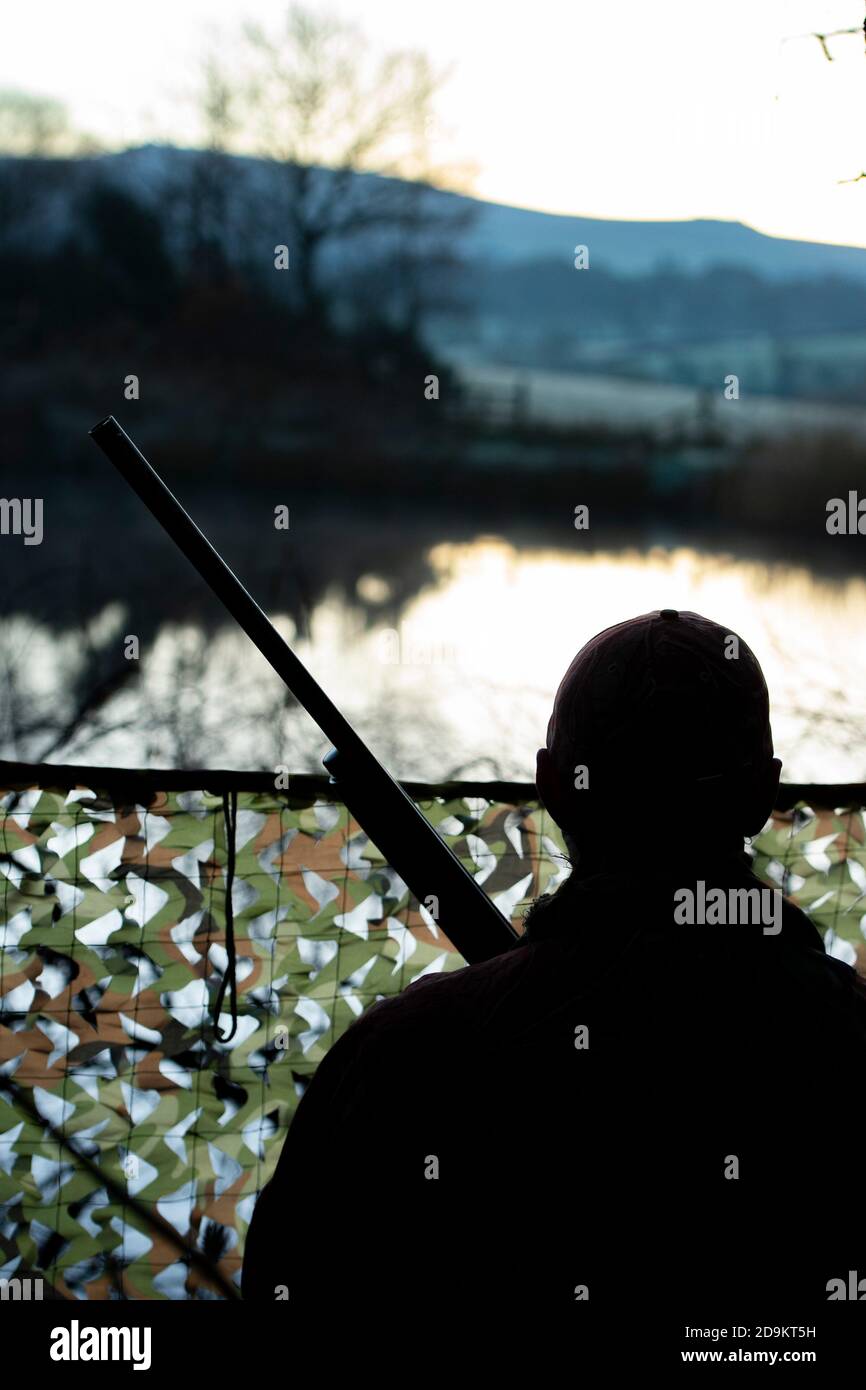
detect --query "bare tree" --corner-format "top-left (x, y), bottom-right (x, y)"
top-left (0, 89), bottom-right (69, 156)
top-left (0, 88), bottom-right (100, 156)
top-left (168, 55), bottom-right (244, 286)
top-left (200, 4), bottom-right (474, 327)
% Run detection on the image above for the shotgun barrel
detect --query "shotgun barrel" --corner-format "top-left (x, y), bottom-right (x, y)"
top-left (89, 416), bottom-right (518, 963)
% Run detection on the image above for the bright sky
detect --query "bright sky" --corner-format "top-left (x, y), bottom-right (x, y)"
top-left (3, 0), bottom-right (866, 247)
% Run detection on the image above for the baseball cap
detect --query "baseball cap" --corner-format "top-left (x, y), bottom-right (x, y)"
top-left (546, 609), bottom-right (774, 795)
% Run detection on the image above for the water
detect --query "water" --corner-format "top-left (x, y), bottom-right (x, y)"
top-left (4, 541), bottom-right (865, 784)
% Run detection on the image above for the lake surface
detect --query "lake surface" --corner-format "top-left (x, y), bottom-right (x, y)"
top-left (4, 540), bottom-right (865, 786)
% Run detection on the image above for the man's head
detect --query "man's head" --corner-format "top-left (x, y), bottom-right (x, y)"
top-left (536, 610), bottom-right (781, 870)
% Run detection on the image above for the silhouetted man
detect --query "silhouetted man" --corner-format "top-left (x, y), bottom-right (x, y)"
top-left (243, 610), bottom-right (866, 1318)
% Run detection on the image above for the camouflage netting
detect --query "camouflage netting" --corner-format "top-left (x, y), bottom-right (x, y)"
top-left (1, 768), bottom-right (864, 1300)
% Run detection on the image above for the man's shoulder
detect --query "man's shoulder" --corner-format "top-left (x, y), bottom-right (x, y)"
top-left (351, 937), bottom-right (537, 1041)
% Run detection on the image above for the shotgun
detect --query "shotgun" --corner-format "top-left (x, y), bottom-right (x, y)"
top-left (89, 417), bottom-right (518, 963)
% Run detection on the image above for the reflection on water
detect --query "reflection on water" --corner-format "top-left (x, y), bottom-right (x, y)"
top-left (4, 542), bottom-right (865, 783)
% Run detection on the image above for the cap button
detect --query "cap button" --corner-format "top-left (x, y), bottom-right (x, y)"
top-left (659, 608), bottom-right (679, 619)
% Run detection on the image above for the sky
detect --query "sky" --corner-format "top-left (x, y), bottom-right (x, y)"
top-left (3, 0), bottom-right (866, 248)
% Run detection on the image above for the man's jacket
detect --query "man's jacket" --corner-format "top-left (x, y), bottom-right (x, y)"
top-left (243, 860), bottom-right (866, 1313)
